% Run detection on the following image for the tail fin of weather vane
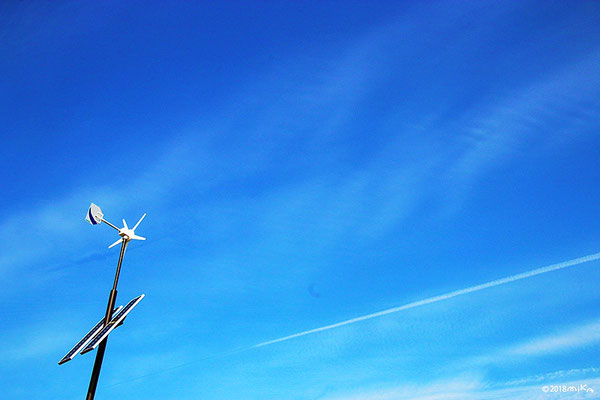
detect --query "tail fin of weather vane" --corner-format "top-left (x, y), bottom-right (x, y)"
top-left (85, 203), bottom-right (103, 225)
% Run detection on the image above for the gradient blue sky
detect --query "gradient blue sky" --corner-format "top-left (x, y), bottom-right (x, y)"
top-left (2, 1), bottom-right (600, 399)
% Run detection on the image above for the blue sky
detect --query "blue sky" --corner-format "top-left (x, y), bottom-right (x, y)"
top-left (1, 1), bottom-right (600, 399)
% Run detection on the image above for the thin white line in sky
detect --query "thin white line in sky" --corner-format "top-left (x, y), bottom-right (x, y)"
top-left (107, 252), bottom-right (600, 388)
top-left (253, 252), bottom-right (600, 349)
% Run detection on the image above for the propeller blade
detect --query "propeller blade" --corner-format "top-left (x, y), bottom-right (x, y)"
top-left (132, 213), bottom-right (146, 231)
top-left (130, 235), bottom-right (145, 241)
top-left (122, 219), bottom-right (128, 229)
top-left (108, 238), bottom-right (123, 248)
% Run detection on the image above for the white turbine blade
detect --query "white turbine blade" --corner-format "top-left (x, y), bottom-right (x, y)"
top-left (130, 235), bottom-right (145, 241)
top-left (108, 238), bottom-right (123, 248)
top-left (132, 213), bottom-right (146, 231)
top-left (122, 219), bottom-right (128, 229)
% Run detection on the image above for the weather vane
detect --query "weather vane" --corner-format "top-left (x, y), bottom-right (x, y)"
top-left (59, 203), bottom-right (147, 400)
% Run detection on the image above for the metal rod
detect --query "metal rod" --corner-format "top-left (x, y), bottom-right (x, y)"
top-left (85, 239), bottom-right (128, 400)
top-left (111, 240), bottom-right (129, 293)
top-left (101, 218), bottom-right (120, 232)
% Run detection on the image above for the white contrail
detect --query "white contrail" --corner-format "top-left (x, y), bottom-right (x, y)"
top-left (253, 252), bottom-right (600, 349)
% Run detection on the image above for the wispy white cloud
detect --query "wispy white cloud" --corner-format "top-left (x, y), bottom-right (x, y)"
top-left (446, 50), bottom-right (600, 188)
top-left (0, 316), bottom-right (77, 362)
top-left (323, 375), bottom-right (600, 400)
top-left (323, 376), bottom-right (483, 400)
top-left (496, 319), bottom-right (600, 361)
top-left (499, 367), bottom-right (600, 387)
top-left (446, 319), bottom-right (600, 380)
top-left (0, 137), bottom-right (210, 280)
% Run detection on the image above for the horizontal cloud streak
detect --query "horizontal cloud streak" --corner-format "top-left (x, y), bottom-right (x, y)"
top-left (324, 376), bottom-right (600, 400)
top-left (507, 320), bottom-right (600, 358)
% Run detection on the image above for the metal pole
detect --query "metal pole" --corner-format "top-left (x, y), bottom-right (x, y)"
top-left (101, 218), bottom-right (120, 232)
top-left (85, 239), bottom-right (129, 400)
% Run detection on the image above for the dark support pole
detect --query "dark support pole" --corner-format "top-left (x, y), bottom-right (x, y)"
top-left (85, 340), bottom-right (108, 400)
top-left (85, 240), bottom-right (129, 400)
